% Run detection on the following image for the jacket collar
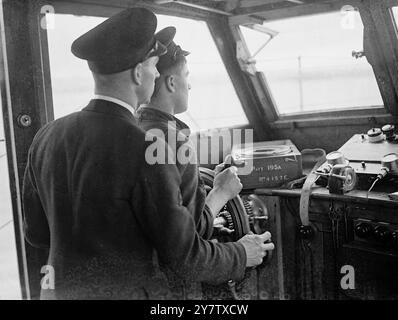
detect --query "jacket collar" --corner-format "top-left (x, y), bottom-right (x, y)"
top-left (82, 99), bottom-right (137, 124)
top-left (137, 106), bottom-right (191, 137)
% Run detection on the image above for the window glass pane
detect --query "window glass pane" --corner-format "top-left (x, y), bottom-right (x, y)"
top-left (240, 9), bottom-right (383, 115)
top-left (47, 13), bottom-right (248, 131)
top-left (156, 15), bottom-right (247, 131)
top-left (0, 96), bottom-right (21, 299)
top-left (391, 7), bottom-right (398, 30)
top-left (47, 15), bottom-right (105, 119)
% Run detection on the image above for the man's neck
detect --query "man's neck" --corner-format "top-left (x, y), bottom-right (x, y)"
top-left (148, 97), bottom-right (175, 115)
top-left (95, 88), bottom-right (138, 110)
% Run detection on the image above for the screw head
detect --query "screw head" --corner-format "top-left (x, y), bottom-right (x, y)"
top-left (17, 114), bottom-right (32, 127)
top-left (298, 225), bottom-right (315, 240)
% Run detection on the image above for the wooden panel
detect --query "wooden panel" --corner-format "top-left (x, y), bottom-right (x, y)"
top-left (251, 0), bottom-right (360, 21)
top-left (233, 0), bottom-right (335, 16)
top-left (278, 197), bottom-right (300, 299)
top-left (48, 0), bottom-right (218, 20)
top-left (255, 195), bottom-right (285, 299)
top-left (0, 0), bottom-right (54, 299)
top-left (360, 1), bottom-right (398, 116)
top-left (266, 191), bottom-right (398, 299)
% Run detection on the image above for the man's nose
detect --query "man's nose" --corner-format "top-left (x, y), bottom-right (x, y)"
top-left (155, 68), bottom-right (160, 79)
top-left (188, 83), bottom-right (191, 90)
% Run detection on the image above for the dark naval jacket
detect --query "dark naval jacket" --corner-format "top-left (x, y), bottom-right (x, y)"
top-left (22, 99), bottom-right (246, 299)
top-left (137, 107), bottom-right (214, 240)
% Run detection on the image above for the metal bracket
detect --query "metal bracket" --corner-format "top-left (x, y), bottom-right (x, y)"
top-left (238, 24), bottom-right (279, 65)
top-left (229, 14), bottom-right (264, 26)
top-left (236, 40), bottom-right (256, 75)
top-left (352, 50), bottom-right (365, 59)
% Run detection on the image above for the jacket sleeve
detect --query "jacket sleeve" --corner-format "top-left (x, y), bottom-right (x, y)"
top-left (177, 140), bottom-right (214, 240)
top-left (195, 201), bottom-right (214, 240)
top-left (131, 140), bottom-right (246, 285)
top-left (22, 146), bottom-right (50, 249)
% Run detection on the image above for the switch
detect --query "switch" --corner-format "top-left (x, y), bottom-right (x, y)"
top-left (391, 231), bottom-right (398, 250)
top-left (373, 225), bottom-right (392, 243)
top-left (355, 223), bottom-right (373, 238)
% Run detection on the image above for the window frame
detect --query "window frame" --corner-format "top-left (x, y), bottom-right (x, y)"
top-left (230, 0), bottom-right (398, 130)
top-left (41, 0), bottom-right (254, 134)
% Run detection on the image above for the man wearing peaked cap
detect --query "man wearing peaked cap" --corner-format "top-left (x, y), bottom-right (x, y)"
top-left (22, 7), bottom-right (270, 300)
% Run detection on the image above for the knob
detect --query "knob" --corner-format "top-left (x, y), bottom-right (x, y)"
top-left (354, 223), bottom-right (373, 238)
top-left (298, 225), bottom-right (314, 240)
top-left (391, 231), bottom-right (398, 249)
top-left (373, 226), bottom-right (391, 243)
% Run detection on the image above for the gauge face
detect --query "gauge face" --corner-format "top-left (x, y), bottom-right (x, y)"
top-left (382, 153), bottom-right (398, 163)
top-left (234, 145), bottom-right (291, 160)
top-left (326, 151), bottom-right (343, 161)
top-left (326, 151), bottom-right (348, 165)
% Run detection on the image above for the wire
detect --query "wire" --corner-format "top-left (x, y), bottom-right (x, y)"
top-left (0, 138), bottom-right (6, 160)
top-left (0, 219), bottom-right (13, 232)
top-left (368, 178), bottom-right (379, 193)
top-left (366, 178), bottom-right (379, 200)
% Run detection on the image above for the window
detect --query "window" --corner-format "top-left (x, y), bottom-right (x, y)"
top-left (156, 15), bottom-right (247, 131)
top-left (0, 98), bottom-right (21, 299)
top-left (47, 15), bottom-right (105, 119)
top-left (47, 13), bottom-right (248, 131)
top-left (240, 9), bottom-right (383, 115)
top-left (391, 6), bottom-right (398, 31)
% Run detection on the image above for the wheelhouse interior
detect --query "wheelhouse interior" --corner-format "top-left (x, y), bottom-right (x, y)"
top-left (1, 0), bottom-right (398, 300)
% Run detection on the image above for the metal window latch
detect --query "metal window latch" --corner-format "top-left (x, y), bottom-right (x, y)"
top-left (236, 24), bottom-right (279, 75)
top-left (352, 50), bottom-right (365, 59)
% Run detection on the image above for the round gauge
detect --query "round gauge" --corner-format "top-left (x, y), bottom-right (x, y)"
top-left (381, 153), bottom-right (398, 173)
top-left (382, 153), bottom-right (398, 163)
top-left (236, 145), bottom-right (291, 160)
top-left (326, 151), bottom-right (349, 166)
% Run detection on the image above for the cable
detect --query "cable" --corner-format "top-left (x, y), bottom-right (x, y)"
top-left (367, 167), bottom-right (389, 195)
top-left (367, 178), bottom-right (379, 193)
top-left (0, 138), bottom-right (6, 159)
top-left (0, 219), bottom-right (13, 232)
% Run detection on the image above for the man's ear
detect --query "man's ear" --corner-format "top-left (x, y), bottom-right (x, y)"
top-left (131, 63), bottom-right (143, 85)
top-left (165, 75), bottom-right (176, 93)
